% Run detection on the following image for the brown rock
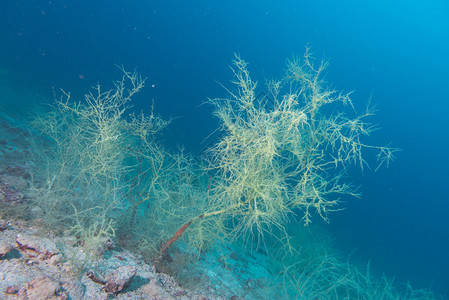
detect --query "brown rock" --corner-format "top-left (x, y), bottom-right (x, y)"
top-left (5, 285), bottom-right (19, 294)
top-left (25, 276), bottom-right (64, 299)
top-left (103, 266), bottom-right (137, 294)
top-left (16, 233), bottom-right (58, 260)
top-left (0, 241), bottom-right (13, 257)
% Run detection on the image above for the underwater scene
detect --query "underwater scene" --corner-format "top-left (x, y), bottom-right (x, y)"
top-left (0, 1), bottom-right (448, 299)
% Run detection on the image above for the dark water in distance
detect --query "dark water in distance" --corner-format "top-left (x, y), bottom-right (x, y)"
top-left (1, 0), bottom-right (448, 296)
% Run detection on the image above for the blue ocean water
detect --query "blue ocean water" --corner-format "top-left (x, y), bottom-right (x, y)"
top-left (1, 0), bottom-right (448, 297)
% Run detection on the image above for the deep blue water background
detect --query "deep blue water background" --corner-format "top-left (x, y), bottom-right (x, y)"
top-left (1, 0), bottom-right (448, 296)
